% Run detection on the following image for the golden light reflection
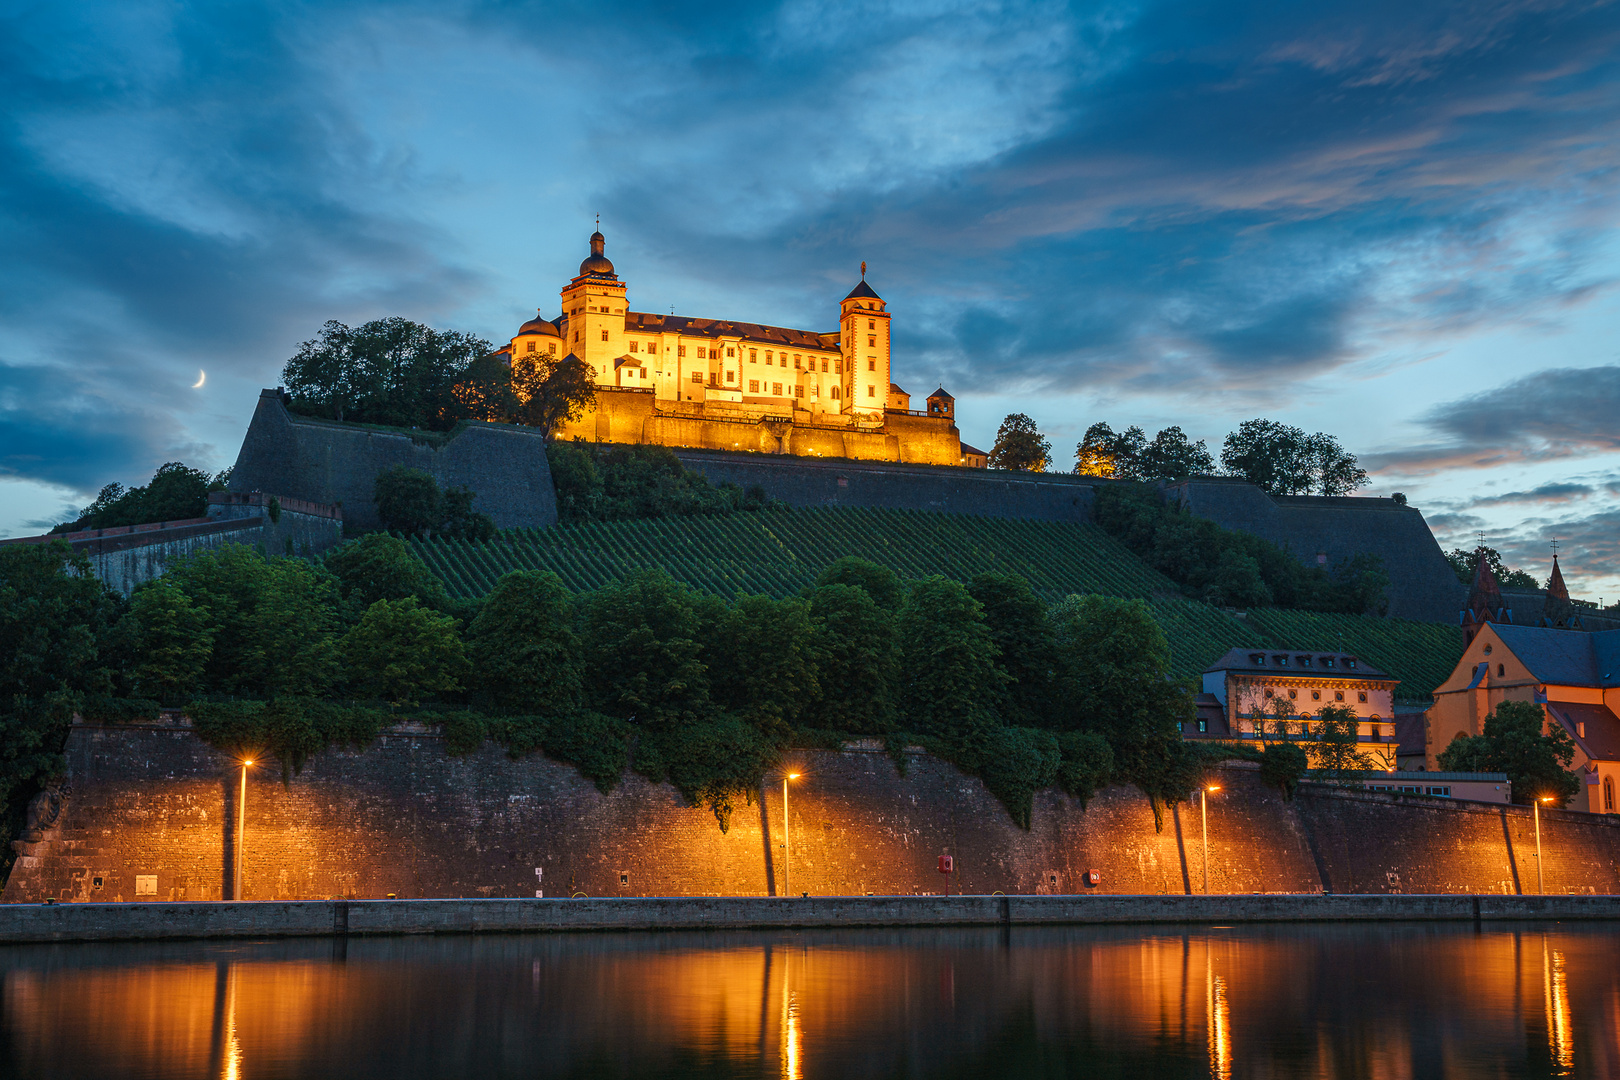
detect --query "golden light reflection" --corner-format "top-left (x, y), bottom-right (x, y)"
top-left (1544, 941), bottom-right (1573, 1076)
top-left (780, 950), bottom-right (803, 1080)
top-left (220, 963), bottom-right (242, 1080)
top-left (1206, 967), bottom-right (1231, 1080)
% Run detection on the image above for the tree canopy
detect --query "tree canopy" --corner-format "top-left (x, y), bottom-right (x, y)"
top-left (1438, 700), bottom-right (1581, 807)
top-left (54, 462), bottom-right (229, 533)
top-left (1219, 419), bottom-right (1368, 496)
top-left (1075, 423), bottom-right (1214, 482)
top-left (988, 413), bottom-right (1051, 472)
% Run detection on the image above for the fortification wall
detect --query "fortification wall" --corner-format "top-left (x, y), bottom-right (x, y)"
top-left (673, 450), bottom-right (1097, 522)
top-left (228, 390), bottom-right (558, 532)
top-left (1166, 478), bottom-right (1465, 623)
top-left (0, 493), bottom-right (342, 596)
top-left (9, 720), bottom-right (1620, 905)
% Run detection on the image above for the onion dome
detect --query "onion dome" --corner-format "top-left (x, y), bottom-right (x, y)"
top-left (579, 230), bottom-right (616, 277)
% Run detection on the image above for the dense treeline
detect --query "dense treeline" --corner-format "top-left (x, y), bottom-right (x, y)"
top-left (0, 538), bottom-right (1309, 866)
top-left (52, 463), bottom-right (231, 533)
top-left (547, 442), bottom-right (777, 523)
top-left (1094, 483), bottom-right (1390, 614)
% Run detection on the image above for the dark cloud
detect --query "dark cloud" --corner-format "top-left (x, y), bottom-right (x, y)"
top-left (0, 361), bottom-right (176, 495)
top-left (1471, 482), bottom-right (1596, 507)
top-left (1370, 366), bottom-right (1620, 475)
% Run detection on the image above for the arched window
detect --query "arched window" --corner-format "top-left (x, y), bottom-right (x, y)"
top-left (831, 386), bottom-right (841, 399)
top-left (1605, 776), bottom-right (1614, 813)
top-left (1497, 663), bottom-right (1505, 676)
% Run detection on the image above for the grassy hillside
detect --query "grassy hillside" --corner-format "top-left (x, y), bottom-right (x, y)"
top-left (410, 507), bottom-right (1462, 699)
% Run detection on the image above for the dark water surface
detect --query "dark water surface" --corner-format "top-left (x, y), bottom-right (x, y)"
top-left (2, 922), bottom-right (1616, 1079)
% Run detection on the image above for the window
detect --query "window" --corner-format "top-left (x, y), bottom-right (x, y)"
top-left (795, 385), bottom-right (804, 398)
top-left (867, 385), bottom-right (875, 397)
top-left (1335, 691), bottom-right (1344, 702)
top-left (1346, 659), bottom-right (1357, 669)
top-left (573, 331), bottom-right (580, 343)
top-left (772, 382), bottom-right (783, 396)
top-left (868, 320), bottom-right (875, 330)
top-left (601, 330), bottom-right (609, 342)
top-left (678, 345), bottom-right (687, 357)
top-left (749, 350), bottom-right (757, 362)
top-left (1606, 776), bottom-right (1614, 812)
top-left (727, 347), bottom-right (735, 357)
top-left (1197, 719), bottom-right (1208, 733)
top-left (691, 372), bottom-right (703, 383)
top-left (835, 361), bottom-right (843, 374)
top-left (1249, 654), bottom-right (1265, 665)
top-left (629, 341), bottom-right (638, 353)
top-left (1264, 688), bottom-right (1274, 698)
top-left (810, 384), bottom-right (818, 397)
top-left (749, 380), bottom-right (759, 393)
top-left (795, 356), bottom-right (802, 369)
top-left (867, 359), bottom-right (876, 371)
top-left (1288, 689), bottom-right (1298, 700)
top-left (647, 343), bottom-right (657, 354)
top-left (708, 373), bottom-right (716, 386)
top-left (1358, 692), bottom-right (1368, 703)
top-left (1178, 720), bottom-right (1186, 732)
top-left (526, 341), bottom-right (536, 353)
top-left (549, 343), bottom-right (557, 356)
top-left (697, 347), bottom-right (708, 359)
top-left (1425, 786), bottom-right (1452, 798)
top-left (821, 360), bottom-right (829, 372)
top-left (1323, 657), bottom-right (1335, 668)
top-left (725, 370), bottom-right (735, 383)
top-left (1273, 655), bottom-right (1288, 667)
top-left (766, 350), bottom-right (773, 361)
top-left (1298, 656), bottom-right (1312, 667)
top-left (831, 386), bottom-right (841, 399)
top-left (1311, 690), bottom-right (1321, 701)
top-left (1497, 663), bottom-right (1505, 676)
top-left (868, 336), bottom-right (876, 348)
top-left (1483, 644), bottom-right (1493, 655)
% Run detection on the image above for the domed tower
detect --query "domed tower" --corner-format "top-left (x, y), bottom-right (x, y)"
top-left (509, 313), bottom-right (562, 362)
top-left (839, 264), bottom-right (890, 418)
top-left (559, 228), bottom-right (629, 387)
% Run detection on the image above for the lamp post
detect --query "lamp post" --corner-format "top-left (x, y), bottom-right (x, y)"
top-left (1535, 796), bottom-right (1554, 894)
top-left (782, 772), bottom-right (801, 898)
top-left (1202, 785), bottom-right (1221, 894)
top-left (234, 760), bottom-right (254, 902)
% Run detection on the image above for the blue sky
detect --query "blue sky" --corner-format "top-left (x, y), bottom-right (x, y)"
top-left (3, 0), bottom-right (1619, 599)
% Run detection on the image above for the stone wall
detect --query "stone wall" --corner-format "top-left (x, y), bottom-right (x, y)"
top-left (228, 390), bottom-right (558, 532)
top-left (0, 492), bottom-right (343, 596)
top-left (9, 719), bottom-right (1620, 905)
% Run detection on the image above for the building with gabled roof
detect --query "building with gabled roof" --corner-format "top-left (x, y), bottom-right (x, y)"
top-left (1195, 647), bottom-right (1401, 764)
top-left (1427, 622), bottom-right (1620, 813)
top-left (498, 231), bottom-right (975, 466)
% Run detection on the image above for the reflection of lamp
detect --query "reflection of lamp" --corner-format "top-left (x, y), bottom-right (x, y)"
top-left (1544, 940), bottom-right (1573, 1073)
top-left (782, 773), bottom-right (802, 897)
top-left (1535, 796), bottom-right (1554, 894)
top-left (1202, 785), bottom-right (1221, 894)
top-left (1207, 967), bottom-right (1231, 1080)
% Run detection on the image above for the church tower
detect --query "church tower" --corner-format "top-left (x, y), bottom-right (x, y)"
top-left (559, 229), bottom-right (628, 387)
top-left (840, 265), bottom-right (890, 418)
top-left (1461, 548), bottom-right (1510, 644)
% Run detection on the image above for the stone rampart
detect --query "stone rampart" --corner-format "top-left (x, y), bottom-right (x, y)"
top-left (0, 492), bottom-right (342, 595)
top-left (7, 720), bottom-right (1620, 906)
top-left (228, 390), bottom-right (558, 532)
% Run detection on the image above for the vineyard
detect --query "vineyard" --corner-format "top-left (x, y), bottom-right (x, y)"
top-left (409, 507), bottom-right (1464, 700)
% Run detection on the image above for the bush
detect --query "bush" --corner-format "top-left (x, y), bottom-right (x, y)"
top-left (340, 597), bottom-right (468, 705)
top-left (466, 571), bottom-right (582, 714)
top-left (546, 441), bottom-right (776, 523)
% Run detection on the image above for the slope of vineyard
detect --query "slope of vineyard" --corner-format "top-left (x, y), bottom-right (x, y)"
top-left (410, 507), bottom-right (1462, 699)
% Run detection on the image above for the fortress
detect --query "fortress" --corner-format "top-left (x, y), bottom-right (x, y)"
top-left (497, 230), bottom-right (980, 466)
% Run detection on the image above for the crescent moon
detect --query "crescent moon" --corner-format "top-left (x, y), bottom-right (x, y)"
top-left (192, 370), bottom-right (206, 389)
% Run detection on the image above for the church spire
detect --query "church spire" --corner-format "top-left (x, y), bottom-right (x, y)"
top-left (1461, 547), bottom-right (1506, 644)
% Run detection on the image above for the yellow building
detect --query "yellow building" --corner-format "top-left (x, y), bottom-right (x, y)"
top-left (501, 231), bottom-right (976, 465)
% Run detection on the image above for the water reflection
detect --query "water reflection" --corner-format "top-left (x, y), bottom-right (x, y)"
top-left (4, 923), bottom-right (1620, 1078)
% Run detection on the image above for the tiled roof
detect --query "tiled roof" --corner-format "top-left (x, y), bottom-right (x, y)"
top-left (1202, 647), bottom-right (1392, 680)
top-left (1489, 625), bottom-right (1620, 687)
top-left (843, 280), bottom-right (882, 301)
top-left (624, 312), bottom-right (838, 349)
top-left (1545, 700), bottom-right (1620, 761)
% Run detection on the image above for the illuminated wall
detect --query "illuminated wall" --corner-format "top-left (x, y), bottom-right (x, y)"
top-left (10, 717), bottom-right (1620, 904)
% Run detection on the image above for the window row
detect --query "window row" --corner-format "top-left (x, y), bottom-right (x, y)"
top-left (1263, 688), bottom-right (1369, 703)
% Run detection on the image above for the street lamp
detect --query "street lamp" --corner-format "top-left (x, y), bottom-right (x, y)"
top-left (1535, 796), bottom-right (1555, 894)
top-left (235, 759), bottom-right (254, 902)
top-left (1202, 785), bottom-right (1221, 895)
top-left (782, 772), bottom-right (801, 898)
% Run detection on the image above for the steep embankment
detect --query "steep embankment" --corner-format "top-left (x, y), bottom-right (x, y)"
top-left (409, 507), bottom-right (1462, 698)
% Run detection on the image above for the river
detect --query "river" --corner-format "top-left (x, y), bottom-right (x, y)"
top-left (2, 922), bottom-right (1614, 1078)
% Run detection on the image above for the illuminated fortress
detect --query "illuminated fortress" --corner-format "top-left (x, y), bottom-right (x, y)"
top-left (498, 230), bottom-right (982, 466)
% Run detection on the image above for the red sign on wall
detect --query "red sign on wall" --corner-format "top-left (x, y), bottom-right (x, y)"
top-left (937, 855), bottom-right (954, 874)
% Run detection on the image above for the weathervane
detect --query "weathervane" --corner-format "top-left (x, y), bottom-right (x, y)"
top-left (860, 260), bottom-right (867, 280)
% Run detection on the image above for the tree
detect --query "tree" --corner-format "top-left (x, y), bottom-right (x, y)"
top-left (807, 584), bottom-right (898, 735)
top-left (55, 462), bottom-right (225, 533)
top-left (514, 353), bottom-right (597, 438)
top-left (1137, 426), bottom-right (1215, 482)
top-left (814, 557), bottom-right (906, 611)
top-left (1219, 419), bottom-right (1367, 496)
top-left (125, 580), bottom-right (214, 702)
top-left (340, 597), bottom-right (469, 705)
top-left (438, 486), bottom-right (497, 542)
top-left (1309, 703), bottom-right (1373, 783)
top-left (374, 466), bottom-right (442, 536)
top-left (578, 569), bottom-right (711, 729)
top-left (453, 351), bottom-right (521, 423)
top-left (282, 320), bottom-right (361, 423)
top-left (967, 572), bottom-right (1054, 727)
top-left (1438, 700), bottom-right (1581, 807)
top-left (988, 413), bottom-right (1051, 472)
top-left (323, 533), bottom-right (450, 619)
top-left (705, 594), bottom-right (820, 737)
top-left (894, 576), bottom-right (1006, 745)
top-left (1074, 422), bottom-right (1144, 478)
top-left (1445, 546), bottom-right (1538, 589)
top-left (466, 571), bottom-right (582, 714)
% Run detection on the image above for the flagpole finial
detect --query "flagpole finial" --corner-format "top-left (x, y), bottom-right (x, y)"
top-left (860, 260), bottom-right (866, 279)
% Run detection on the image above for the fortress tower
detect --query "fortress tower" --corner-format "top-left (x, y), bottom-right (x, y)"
top-left (500, 230), bottom-right (977, 466)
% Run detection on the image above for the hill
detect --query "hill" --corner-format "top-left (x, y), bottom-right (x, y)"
top-left (409, 507), bottom-right (1461, 700)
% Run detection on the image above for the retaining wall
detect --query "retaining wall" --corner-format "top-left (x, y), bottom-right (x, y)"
top-left (7, 720), bottom-right (1620, 907)
top-left (228, 390), bottom-right (558, 532)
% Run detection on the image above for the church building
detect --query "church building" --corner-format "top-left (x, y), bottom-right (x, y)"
top-left (498, 230), bottom-right (979, 466)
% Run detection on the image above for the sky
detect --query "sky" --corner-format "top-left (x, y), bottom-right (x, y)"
top-left (3, 0), bottom-right (1619, 600)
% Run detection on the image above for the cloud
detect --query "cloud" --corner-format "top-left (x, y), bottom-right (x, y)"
top-left (1471, 481), bottom-right (1595, 507)
top-left (1369, 366), bottom-right (1620, 475)
top-left (0, 361), bottom-right (176, 494)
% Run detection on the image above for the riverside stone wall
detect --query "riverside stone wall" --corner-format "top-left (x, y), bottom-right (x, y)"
top-left (8, 719), bottom-right (1620, 905)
